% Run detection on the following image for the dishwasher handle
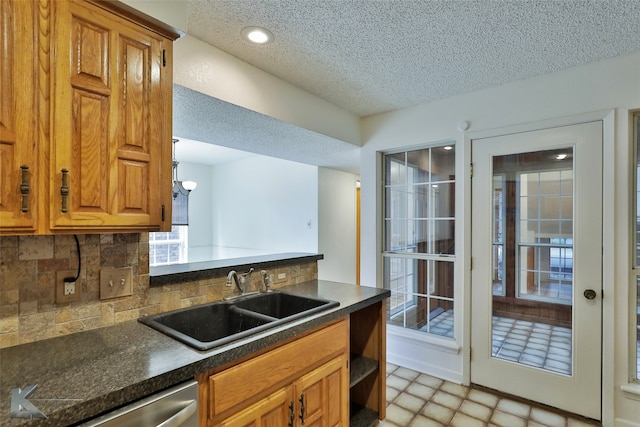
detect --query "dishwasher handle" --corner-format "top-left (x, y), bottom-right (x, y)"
top-left (156, 400), bottom-right (197, 427)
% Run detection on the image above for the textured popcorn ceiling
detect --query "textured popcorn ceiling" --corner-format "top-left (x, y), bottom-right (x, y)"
top-left (178, 0), bottom-right (640, 172)
top-left (187, 0), bottom-right (640, 117)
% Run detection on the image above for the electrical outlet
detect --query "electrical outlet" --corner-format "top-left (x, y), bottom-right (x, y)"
top-left (64, 281), bottom-right (76, 295)
top-left (100, 267), bottom-right (133, 300)
top-left (275, 272), bottom-right (287, 283)
top-left (56, 270), bottom-right (81, 303)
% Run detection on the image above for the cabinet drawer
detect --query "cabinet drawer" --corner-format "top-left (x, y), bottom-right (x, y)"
top-left (218, 387), bottom-right (293, 427)
top-left (208, 318), bottom-right (348, 418)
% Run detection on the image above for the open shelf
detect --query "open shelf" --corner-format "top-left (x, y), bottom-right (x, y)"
top-left (350, 403), bottom-right (379, 427)
top-left (350, 354), bottom-right (379, 388)
top-left (349, 300), bottom-right (387, 424)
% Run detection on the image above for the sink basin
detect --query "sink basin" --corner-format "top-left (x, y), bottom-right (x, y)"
top-left (138, 303), bottom-right (276, 350)
top-left (138, 291), bottom-right (339, 351)
top-left (232, 292), bottom-right (338, 319)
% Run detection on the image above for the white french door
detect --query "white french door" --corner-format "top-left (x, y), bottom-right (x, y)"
top-left (470, 121), bottom-right (602, 420)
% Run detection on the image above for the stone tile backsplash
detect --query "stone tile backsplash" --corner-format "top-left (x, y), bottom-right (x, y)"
top-left (0, 233), bottom-right (318, 349)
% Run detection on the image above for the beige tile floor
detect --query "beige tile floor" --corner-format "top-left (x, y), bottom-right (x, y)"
top-left (381, 363), bottom-right (602, 427)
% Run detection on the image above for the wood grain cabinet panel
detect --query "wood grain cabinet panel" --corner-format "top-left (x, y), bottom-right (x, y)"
top-left (218, 355), bottom-right (348, 427)
top-left (0, 0), bottom-right (178, 234)
top-left (294, 355), bottom-right (348, 427)
top-left (204, 318), bottom-right (350, 427)
top-left (50, 0), bottom-right (172, 231)
top-left (0, 0), bottom-right (38, 233)
top-left (219, 387), bottom-right (294, 427)
top-left (349, 300), bottom-right (387, 423)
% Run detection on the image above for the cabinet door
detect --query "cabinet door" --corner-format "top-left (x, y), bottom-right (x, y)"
top-left (219, 387), bottom-right (294, 427)
top-left (0, 0), bottom-right (37, 232)
top-left (49, 0), bottom-right (170, 231)
top-left (294, 355), bottom-right (349, 427)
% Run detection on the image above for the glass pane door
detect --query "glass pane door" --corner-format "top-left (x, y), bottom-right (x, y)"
top-left (471, 121), bottom-right (602, 419)
top-left (491, 148), bottom-right (574, 374)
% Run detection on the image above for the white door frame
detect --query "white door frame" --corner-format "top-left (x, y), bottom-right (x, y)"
top-left (460, 110), bottom-right (616, 424)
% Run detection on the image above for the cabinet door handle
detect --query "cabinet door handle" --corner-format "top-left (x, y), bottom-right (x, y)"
top-left (60, 168), bottom-right (69, 213)
top-left (20, 165), bottom-right (29, 213)
top-left (288, 400), bottom-right (295, 427)
top-left (298, 394), bottom-right (305, 425)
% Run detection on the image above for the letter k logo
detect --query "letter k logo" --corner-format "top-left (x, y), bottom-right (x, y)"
top-left (10, 385), bottom-right (47, 419)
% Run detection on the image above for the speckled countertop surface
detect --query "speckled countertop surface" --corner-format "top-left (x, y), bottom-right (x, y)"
top-left (0, 280), bottom-right (389, 427)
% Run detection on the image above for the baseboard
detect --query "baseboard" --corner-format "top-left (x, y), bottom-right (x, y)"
top-left (615, 419), bottom-right (640, 427)
top-left (387, 331), bottom-right (463, 384)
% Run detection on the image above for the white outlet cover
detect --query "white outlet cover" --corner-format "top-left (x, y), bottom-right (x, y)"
top-left (64, 282), bottom-right (75, 295)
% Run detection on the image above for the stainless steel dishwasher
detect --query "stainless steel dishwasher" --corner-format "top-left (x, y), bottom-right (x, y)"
top-left (79, 380), bottom-right (198, 427)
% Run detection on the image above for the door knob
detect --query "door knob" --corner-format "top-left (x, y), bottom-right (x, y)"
top-left (583, 289), bottom-right (597, 300)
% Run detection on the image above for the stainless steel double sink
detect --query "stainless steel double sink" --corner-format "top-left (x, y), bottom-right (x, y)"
top-left (138, 291), bottom-right (339, 351)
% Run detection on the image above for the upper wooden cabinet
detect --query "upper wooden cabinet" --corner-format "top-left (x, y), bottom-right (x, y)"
top-left (49, 0), bottom-right (175, 232)
top-left (0, 0), bottom-right (179, 235)
top-left (0, 0), bottom-right (38, 233)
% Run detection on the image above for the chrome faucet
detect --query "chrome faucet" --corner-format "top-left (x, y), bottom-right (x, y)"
top-left (226, 268), bottom-right (254, 294)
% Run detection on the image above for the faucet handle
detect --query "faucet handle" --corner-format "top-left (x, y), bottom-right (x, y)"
top-left (225, 270), bottom-right (236, 287)
top-left (260, 270), bottom-right (272, 292)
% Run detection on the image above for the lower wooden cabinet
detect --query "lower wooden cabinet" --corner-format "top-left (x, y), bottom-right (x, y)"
top-left (219, 387), bottom-right (293, 427)
top-left (294, 355), bottom-right (348, 427)
top-left (199, 318), bottom-right (349, 427)
top-left (219, 355), bottom-right (347, 427)
top-left (349, 300), bottom-right (387, 424)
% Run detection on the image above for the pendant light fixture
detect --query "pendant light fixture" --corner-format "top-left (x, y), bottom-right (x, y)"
top-left (171, 138), bottom-right (197, 225)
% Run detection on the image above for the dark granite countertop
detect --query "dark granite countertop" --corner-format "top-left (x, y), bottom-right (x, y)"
top-left (0, 280), bottom-right (389, 426)
top-left (149, 252), bottom-right (324, 285)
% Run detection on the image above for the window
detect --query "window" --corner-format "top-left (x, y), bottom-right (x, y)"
top-left (493, 175), bottom-right (505, 296)
top-left (489, 151), bottom-right (576, 305)
top-left (382, 144), bottom-right (456, 338)
top-left (149, 225), bottom-right (189, 266)
top-left (516, 168), bottom-right (573, 304)
top-left (632, 113), bottom-right (640, 381)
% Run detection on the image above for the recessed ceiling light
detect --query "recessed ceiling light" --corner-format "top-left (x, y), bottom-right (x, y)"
top-left (556, 153), bottom-right (568, 160)
top-left (443, 146), bottom-right (453, 151)
top-left (242, 26), bottom-right (274, 44)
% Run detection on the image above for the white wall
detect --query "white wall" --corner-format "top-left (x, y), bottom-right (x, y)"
top-left (172, 35), bottom-right (361, 147)
top-left (360, 52), bottom-right (640, 427)
top-left (183, 155), bottom-right (359, 271)
top-left (317, 168), bottom-right (358, 284)
top-left (178, 161), bottom-right (213, 249)
top-left (209, 156), bottom-right (318, 253)
top-left (120, 0), bottom-right (187, 33)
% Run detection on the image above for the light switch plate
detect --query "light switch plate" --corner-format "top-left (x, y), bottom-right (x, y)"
top-left (100, 267), bottom-right (133, 300)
